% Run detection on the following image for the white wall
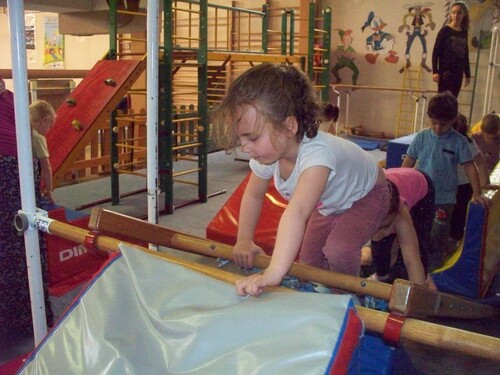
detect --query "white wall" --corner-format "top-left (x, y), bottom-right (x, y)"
top-left (0, 12), bottom-right (108, 90)
top-left (2, 1), bottom-right (499, 135)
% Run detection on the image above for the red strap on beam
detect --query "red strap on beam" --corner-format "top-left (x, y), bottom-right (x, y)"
top-left (383, 312), bottom-right (407, 346)
top-left (84, 230), bottom-right (102, 255)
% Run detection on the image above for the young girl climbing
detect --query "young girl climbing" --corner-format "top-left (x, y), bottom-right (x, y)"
top-left (212, 63), bottom-right (390, 296)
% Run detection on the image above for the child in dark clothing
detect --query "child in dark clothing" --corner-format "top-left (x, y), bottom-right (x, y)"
top-left (318, 102), bottom-right (339, 135)
top-left (450, 113), bottom-right (490, 242)
top-left (369, 168), bottom-right (434, 286)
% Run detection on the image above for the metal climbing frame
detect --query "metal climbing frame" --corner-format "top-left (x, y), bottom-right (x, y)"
top-left (160, 0), bottom-right (274, 214)
top-left (105, 1), bottom-right (328, 214)
top-left (163, 0), bottom-right (219, 214)
top-left (107, 0), bottom-right (149, 205)
top-left (307, 2), bottom-right (331, 101)
top-left (108, 0), bottom-right (119, 205)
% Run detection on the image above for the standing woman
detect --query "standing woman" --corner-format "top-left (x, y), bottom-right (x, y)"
top-left (432, 1), bottom-right (471, 98)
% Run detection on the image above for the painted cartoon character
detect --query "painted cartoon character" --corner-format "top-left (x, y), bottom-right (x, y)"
top-left (470, 1), bottom-right (500, 49)
top-left (361, 11), bottom-right (397, 64)
top-left (331, 29), bottom-right (360, 84)
top-left (398, 2), bottom-right (436, 73)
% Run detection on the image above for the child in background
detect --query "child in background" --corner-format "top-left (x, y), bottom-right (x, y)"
top-left (30, 100), bottom-right (56, 205)
top-left (401, 91), bottom-right (490, 271)
top-left (318, 102), bottom-right (339, 135)
top-left (368, 168), bottom-right (434, 286)
top-left (472, 113), bottom-right (500, 175)
top-left (450, 113), bottom-right (490, 243)
top-left (212, 63), bottom-right (390, 297)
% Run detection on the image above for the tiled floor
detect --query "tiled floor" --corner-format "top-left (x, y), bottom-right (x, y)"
top-left (1, 150), bottom-right (499, 374)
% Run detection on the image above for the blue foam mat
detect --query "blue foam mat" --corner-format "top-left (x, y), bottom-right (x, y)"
top-left (346, 137), bottom-right (380, 150)
top-left (351, 333), bottom-right (423, 375)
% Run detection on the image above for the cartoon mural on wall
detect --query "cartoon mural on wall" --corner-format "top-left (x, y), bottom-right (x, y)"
top-left (361, 11), bottom-right (399, 64)
top-left (330, 29), bottom-right (360, 85)
top-left (398, 2), bottom-right (436, 73)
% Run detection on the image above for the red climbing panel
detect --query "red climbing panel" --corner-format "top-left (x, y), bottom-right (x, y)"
top-left (46, 58), bottom-right (146, 187)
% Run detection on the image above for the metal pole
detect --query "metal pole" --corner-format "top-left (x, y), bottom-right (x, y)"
top-left (147, 0), bottom-right (160, 237)
top-left (198, 0), bottom-right (208, 203)
top-left (412, 93), bottom-right (419, 134)
top-left (332, 88), bottom-right (341, 134)
top-left (261, 4), bottom-right (269, 53)
top-left (280, 10), bottom-right (287, 55)
top-left (307, 2), bottom-right (315, 79)
top-left (346, 91), bottom-right (351, 129)
top-left (161, 0), bottom-right (174, 214)
top-left (289, 9), bottom-right (295, 55)
top-left (109, 0), bottom-right (119, 205)
top-left (483, 27), bottom-right (499, 116)
top-left (7, 0), bottom-right (47, 344)
top-left (420, 95), bottom-right (427, 132)
top-left (320, 8), bottom-right (332, 102)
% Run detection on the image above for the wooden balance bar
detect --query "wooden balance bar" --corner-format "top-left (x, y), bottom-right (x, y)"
top-left (36, 214), bottom-right (500, 361)
top-left (88, 208), bottom-right (498, 320)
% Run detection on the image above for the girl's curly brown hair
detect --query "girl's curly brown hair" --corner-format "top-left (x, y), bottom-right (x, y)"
top-left (211, 63), bottom-right (321, 150)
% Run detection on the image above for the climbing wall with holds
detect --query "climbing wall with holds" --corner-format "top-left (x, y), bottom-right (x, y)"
top-left (45, 59), bottom-right (146, 188)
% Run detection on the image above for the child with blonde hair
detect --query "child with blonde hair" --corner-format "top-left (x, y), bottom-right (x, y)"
top-left (450, 113), bottom-right (490, 242)
top-left (30, 100), bottom-right (56, 205)
top-left (472, 113), bottom-right (500, 175)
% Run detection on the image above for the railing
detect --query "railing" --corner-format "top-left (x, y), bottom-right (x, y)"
top-left (330, 84), bottom-right (439, 138)
top-left (170, 0), bottom-right (267, 53)
top-left (483, 26), bottom-right (500, 116)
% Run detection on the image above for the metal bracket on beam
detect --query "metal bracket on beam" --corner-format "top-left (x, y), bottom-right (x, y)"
top-left (15, 208), bottom-right (53, 234)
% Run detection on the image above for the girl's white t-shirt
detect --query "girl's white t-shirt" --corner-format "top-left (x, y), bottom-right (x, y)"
top-left (250, 131), bottom-right (379, 216)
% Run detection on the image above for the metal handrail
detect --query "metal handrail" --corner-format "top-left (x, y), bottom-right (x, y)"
top-left (483, 26), bottom-right (500, 116)
top-left (330, 84), bottom-right (438, 136)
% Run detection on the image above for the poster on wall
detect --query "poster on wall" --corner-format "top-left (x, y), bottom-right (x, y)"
top-left (25, 12), bottom-right (36, 64)
top-left (43, 16), bottom-right (64, 68)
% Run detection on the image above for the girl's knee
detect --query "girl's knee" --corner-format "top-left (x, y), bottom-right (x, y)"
top-left (325, 246), bottom-right (360, 276)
